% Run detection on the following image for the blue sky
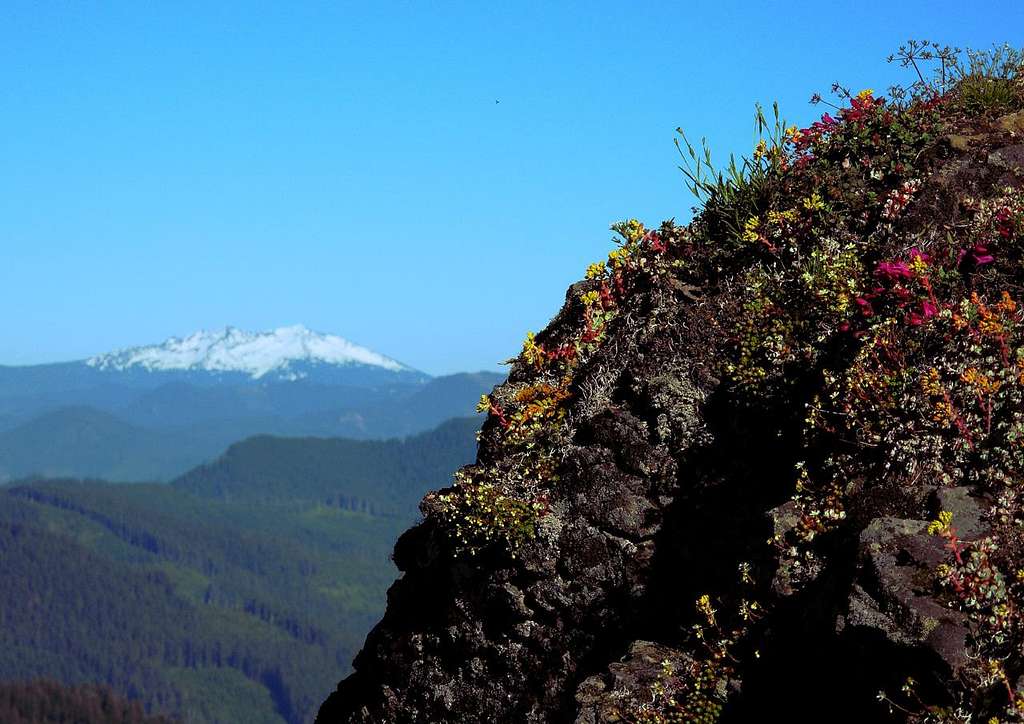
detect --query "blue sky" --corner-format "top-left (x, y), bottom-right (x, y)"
top-left (2, 2), bottom-right (1022, 375)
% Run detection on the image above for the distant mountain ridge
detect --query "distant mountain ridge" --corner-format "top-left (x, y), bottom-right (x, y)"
top-left (0, 374), bottom-right (501, 482)
top-left (0, 327), bottom-right (502, 481)
top-left (0, 326), bottom-right (428, 407)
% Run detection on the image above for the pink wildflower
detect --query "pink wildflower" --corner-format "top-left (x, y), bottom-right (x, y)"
top-left (875, 261), bottom-right (913, 281)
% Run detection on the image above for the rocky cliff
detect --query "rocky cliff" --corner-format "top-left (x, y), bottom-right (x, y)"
top-left (318, 47), bottom-right (1024, 723)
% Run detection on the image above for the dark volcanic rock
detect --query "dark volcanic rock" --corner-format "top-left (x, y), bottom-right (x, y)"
top-left (574, 641), bottom-right (696, 724)
top-left (318, 287), bottom-right (711, 722)
top-left (842, 518), bottom-right (971, 676)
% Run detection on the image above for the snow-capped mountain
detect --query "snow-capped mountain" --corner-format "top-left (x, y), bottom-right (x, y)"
top-left (0, 328), bottom-right (503, 482)
top-left (86, 325), bottom-right (419, 381)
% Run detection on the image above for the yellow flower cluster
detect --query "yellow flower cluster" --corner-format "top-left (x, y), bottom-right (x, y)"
top-left (920, 368), bottom-right (944, 397)
top-left (802, 193), bottom-right (825, 212)
top-left (962, 367), bottom-right (1002, 395)
top-left (741, 217), bottom-right (760, 243)
top-left (766, 208), bottom-right (798, 226)
top-left (927, 510), bottom-right (954, 536)
top-left (608, 247), bottom-right (631, 268)
top-left (696, 594), bottom-right (717, 627)
top-left (520, 331), bottom-right (545, 369)
top-left (435, 471), bottom-right (543, 555)
top-left (613, 218), bottom-right (646, 245)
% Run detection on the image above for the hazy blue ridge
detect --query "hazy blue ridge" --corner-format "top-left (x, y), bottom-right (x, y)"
top-left (0, 372), bottom-right (502, 482)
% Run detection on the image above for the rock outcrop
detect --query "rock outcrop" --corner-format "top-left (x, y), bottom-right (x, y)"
top-left (319, 59), bottom-right (1024, 723)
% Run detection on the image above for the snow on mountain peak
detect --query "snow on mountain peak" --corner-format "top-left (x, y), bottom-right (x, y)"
top-left (86, 325), bottom-right (413, 379)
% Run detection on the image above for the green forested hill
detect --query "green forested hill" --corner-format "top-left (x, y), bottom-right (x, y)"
top-left (0, 406), bottom-right (208, 482)
top-left (173, 416), bottom-right (480, 511)
top-left (0, 418), bottom-right (479, 723)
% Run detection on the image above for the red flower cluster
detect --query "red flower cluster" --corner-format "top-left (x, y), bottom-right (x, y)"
top-left (546, 344), bottom-right (577, 364)
top-left (580, 312), bottom-right (603, 344)
top-left (995, 205), bottom-right (1022, 240)
top-left (959, 243), bottom-right (995, 268)
top-left (793, 113), bottom-right (839, 157)
top-left (645, 229), bottom-right (668, 254)
top-left (792, 91), bottom-right (897, 165)
top-left (839, 92), bottom-right (886, 124)
top-left (852, 249), bottom-right (938, 327)
top-left (914, 300), bottom-right (940, 326)
top-left (874, 260), bottom-right (913, 282)
top-left (489, 401), bottom-right (509, 429)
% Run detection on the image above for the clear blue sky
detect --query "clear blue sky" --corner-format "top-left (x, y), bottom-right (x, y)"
top-left (2, 2), bottom-right (1022, 375)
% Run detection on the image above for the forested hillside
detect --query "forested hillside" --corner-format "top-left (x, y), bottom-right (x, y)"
top-left (0, 680), bottom-right (176, 723)
top-left (0, 417), bottom-right (479, 723)
top-left (0, 406), bottom-right (206, 482)
top-left (174, 417), bottom-right (479, 512)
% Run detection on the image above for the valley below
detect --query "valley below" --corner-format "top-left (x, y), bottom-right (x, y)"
top-left (0, 327), bottom-right (500, 723)
top-left (0, 417), bottom-right (482, 723)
